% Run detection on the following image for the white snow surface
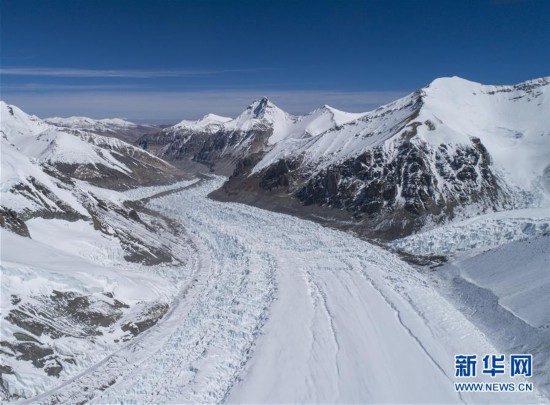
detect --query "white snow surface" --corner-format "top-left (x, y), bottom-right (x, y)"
top-left (1, 101), bottom-right (127, 172)
top-left (1, 218), bottom-right (195, 399)
top-left (0, 138), bottom-right (88, 215)
top-left (1, 101), bottom-right (169, 172)
top-left (417, 77), bottom-right (550, 192)
top-left (0, 101), bottom-right (179, 217)
top-left (450, 234), bottom-right (550, 329)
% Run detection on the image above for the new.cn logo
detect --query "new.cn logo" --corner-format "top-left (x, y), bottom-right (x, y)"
top-left (455, 354), bottom-right (532, 378)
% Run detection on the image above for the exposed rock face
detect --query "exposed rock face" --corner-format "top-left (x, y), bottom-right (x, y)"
top-left (138, 97), bottom-right (308, 174)
top-left (0, 208), bottom-right (30, 237)
top-left (291, 136), bottom-right (507, 238)
top-left (216, 132), bottom-right (510, 239)
top-left (139, 127), bottom-right (272, 175)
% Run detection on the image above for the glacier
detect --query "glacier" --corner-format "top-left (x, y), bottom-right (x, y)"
top-left (13, 176), bottom-right (540, 404)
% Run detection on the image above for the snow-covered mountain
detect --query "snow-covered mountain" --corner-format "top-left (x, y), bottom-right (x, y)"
top-left (149, 76), bottom-right (549, 239)
top-left (138, 97), bottom-right (366, 174)
top-left (0, 98), bottom-right (195, 264)
top-left (170, 113), bottom-right (232, 133)
top-left (0, 100), bottom-right (188, 252)
top-left (46, 115), bottom-right (159, 143)
top-left (2, 102), bottom-right (183, 191)
top-left (0, 101), bottom-right (200, 399)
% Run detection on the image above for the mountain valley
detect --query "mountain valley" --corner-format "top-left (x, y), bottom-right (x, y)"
top-left (1, 76), bottom-right (549, 403)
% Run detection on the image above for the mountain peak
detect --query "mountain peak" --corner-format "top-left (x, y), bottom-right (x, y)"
top-left (427, 76), bottom-right (480, 87)
top-left (173, 113), bottom-right (231, 131)
top-left (319, 104), bottom-right (348, 115)
top-left (1, 101), bottom-right (26, 120)
top-left (197, 113), bottom-right (232, 123)
top-left (423, 77), bottom-right (484, 97)
top-left (248, 97), bottom-right (274, 118)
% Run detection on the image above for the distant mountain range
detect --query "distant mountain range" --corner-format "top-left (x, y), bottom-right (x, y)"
top-left (2, 76), bottom-right (548, 240)
top-left (136, 76), bottom-right (550, 238)
top-left (45, 115), bottom-right (158, 143)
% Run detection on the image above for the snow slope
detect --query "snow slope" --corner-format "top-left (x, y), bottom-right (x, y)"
top-left (417, 77), bottom-right (550, 193)
top-left (2, 102), bottom-right (136, 174)
top-left (0, 138), bottom-right (87, 216)
top-left (422, 234), bottom-right (550, 398)
top-left (390, 203), bottom-right (550, 397)
top-left (0, 102), bottom-right (196, 400)
top-left (453, 234), bottom-right (550, 329)
top-left (1, 101), bottom-right (184, 197)
top-left (218, 98), bottom-right (365, 146)
top-left (251, 93), bottom-right (417, 174)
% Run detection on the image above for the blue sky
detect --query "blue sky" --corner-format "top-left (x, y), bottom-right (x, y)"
top-left (1, 0), bottom-right (549, 123)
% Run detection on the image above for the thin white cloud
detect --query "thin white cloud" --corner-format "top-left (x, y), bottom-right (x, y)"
top-left (0, 67), bottom-right (264, 78)
top-left (2, 90), bottom-right (410, 123)
top-left (1, 83), bottom-right (143, 91)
